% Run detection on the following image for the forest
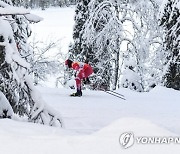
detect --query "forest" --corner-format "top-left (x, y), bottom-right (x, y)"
top-left (0, 0), bottom-right (179, 125)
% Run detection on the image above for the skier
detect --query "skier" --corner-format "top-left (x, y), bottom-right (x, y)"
top-left (65, 59), bottom-right (93, 96)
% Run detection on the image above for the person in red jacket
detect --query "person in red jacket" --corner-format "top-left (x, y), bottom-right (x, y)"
top-left (65, 59), bottom-right (93, 96)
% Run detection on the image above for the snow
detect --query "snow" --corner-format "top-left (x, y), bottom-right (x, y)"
top-left (29, 7), bottom-right (75, 87)
top-left (1, 6), bottom-right (180, 154)
top-left (0, 5), bottom-right (30, 15)
top-left (25, 13), bottom-right (43, 23)
top-left (0, 92), bottom-right (13, 118)
top-left (38, 86), bottom-right (180, 135)
top-left (177, 2), bottom-right (180, 9)
top-left (30, 7), bottom-right (75, 53)
top-left (1, 86), bottom-right (180, 153)
top-left (158, 0), bottom-right (168, 18)
top-left (0, 18), bottom-right (15, 43)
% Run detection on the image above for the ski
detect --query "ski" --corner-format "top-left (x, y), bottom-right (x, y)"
top-left (106, 90), bottom-right (125, 97)
top-left (99, 89), bottom-right (126, 100)
top-left (105, 91), bottom-right (126, 100)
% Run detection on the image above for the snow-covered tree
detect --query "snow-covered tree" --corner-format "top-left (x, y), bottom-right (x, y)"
top-left (119, 0), bottom-right (163, 92)
top-left (80, 0), bottom-right (163, 91)
top-left (82, 0), bottom-right (121, 90)
top-left (0, 1), bottom-right (62, 126)
top-left (30, 37), bottom-right (62, 85)
top-left (65, 0), bottom-right (91, 89)
top-left (69, 0), bottom-right (90, 61)
top-left (160, 0), bottom-right (180, 90)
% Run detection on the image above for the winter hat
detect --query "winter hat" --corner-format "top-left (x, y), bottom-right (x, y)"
top-left (65, 59), bottom-right (73, 68)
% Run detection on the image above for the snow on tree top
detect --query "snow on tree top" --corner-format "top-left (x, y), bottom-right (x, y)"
top-left (0, 6), bottom-right (30, 15)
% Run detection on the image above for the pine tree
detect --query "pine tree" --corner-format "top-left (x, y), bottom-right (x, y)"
top-left (160, 0), bottom-right (180, 90)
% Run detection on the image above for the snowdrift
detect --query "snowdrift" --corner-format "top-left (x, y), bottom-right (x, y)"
top-left (0, 86), bottom-right (180, 154)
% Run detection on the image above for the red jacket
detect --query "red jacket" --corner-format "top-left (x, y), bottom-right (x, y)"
top-left (72, 62), bottom-right (93, 79)
top-left (72, 62), bottom-right (88, 71)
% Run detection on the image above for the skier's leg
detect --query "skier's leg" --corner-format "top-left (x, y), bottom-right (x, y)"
top-left (75, 77), bottom-right (81, 91)
top-left (70, 76), bottom-right (82, 96)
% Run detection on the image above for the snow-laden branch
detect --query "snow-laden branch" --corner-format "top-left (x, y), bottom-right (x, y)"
top-left (0, 15), bottom-right (62, 127)
top-left (25, 13), bottom-right (43, 23)
top-left (0, 1), bottom-right (43, 23)
top-left (0, 6), bottom-right (30, 16)
top-left (83, 1), bottom-right (122, 44)
top-left (0, 91), bottom-right (14, 118)
top-left (25, 76), bottom-right (63, 127)
top-left (2, 42), bottom-right (63, 127)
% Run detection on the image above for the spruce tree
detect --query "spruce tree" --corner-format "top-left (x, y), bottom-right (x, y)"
top-left (66, 0), bottom-right (91, 88)
top-left (160, 0), bottom-right (180, 90)
top-left (70, 0), bottom-right (90, 61)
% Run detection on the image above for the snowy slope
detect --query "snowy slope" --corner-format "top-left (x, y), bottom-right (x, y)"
top-left (0, 86), bottom-right (180, 154)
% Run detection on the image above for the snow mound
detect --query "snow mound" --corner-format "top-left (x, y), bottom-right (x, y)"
top-left (1, 117), bottom-right (180, 154)
top-left (149, 85), bottom-right (179, 94)
top-left (95, 117), bottom-right (176, 136)
top-left (67, 118), bottom-right (180, 154)
top-left (1, 86), bottom-right (180, 154)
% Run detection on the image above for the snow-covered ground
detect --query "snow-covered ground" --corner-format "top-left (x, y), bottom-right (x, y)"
top-left (1, 86), bottom-right (180, 154)
top-left (39, 86), bottom-right (180, 135)
top-left (1, 7), bottom-right (180, 154)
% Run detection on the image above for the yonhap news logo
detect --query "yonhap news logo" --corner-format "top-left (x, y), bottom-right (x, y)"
top-left (119, 132), bottom-right (180, 149)
top-left (119, 132), bottom-right (135, 149)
